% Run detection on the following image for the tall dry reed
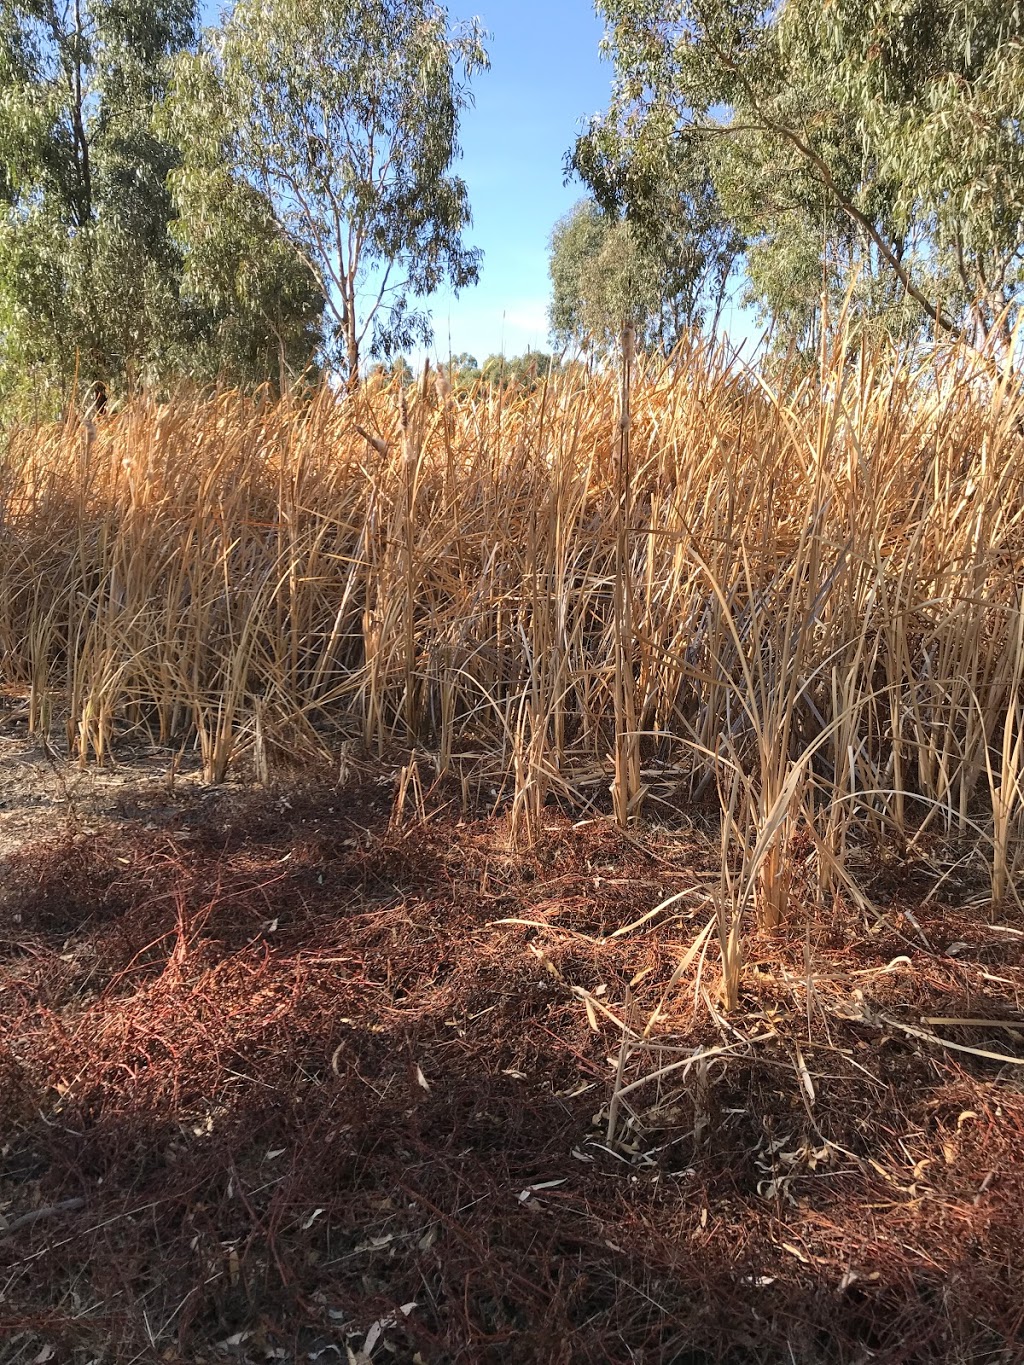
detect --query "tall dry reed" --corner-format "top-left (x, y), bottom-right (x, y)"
top-left (2, 335), bottom-right (1022, 939)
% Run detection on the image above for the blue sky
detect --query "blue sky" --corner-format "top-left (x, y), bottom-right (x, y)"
top-left (423, 0), bottom-right (612, 363)
top-left (425, 2), bottom-right (756, 362)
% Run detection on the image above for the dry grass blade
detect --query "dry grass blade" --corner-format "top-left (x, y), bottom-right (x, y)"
top-left (0, 334), bottom-right (1021, 985)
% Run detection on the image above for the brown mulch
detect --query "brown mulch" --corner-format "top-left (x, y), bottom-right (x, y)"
top-left (2, 779), bottom-right (1024, 1364)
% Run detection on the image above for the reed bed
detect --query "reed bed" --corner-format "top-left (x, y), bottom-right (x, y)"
top-left (2, 335), bottom-right (1023, 934)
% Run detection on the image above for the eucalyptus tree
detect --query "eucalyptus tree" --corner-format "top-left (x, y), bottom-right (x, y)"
top-left (0, 0), bottom-right (321, 406)
top-left (480, 350), bottom-right (556, 389)
top-left (549, 190), bottom-right (740, 354)
top-left (172, 0), bottom-right (489, 387)
top-left (574, 0), bottom-right (1024, 356)
top-left (0, 0), bottom-right (197, 402)
top-left (164, 95), bottom-right (327, 391)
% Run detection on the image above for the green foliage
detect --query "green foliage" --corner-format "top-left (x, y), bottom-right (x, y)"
top-left (173, 0), bottom-right (489, 385)
top-left (480, 350), bottom-right (557, 390)
top-left (161, 56), bottom-right (325, 390)
top-left (443, 352), bottom-right (480, 389)
top-left (0, 0), bottom-right (197, 402)
top-left (170, 170), bottom-right (325, 391)
top-left (549, 201), bottom-right (647, 351)
top-left (577, 0), bottom-right (1024, 354)
top-left (0, 0), bottom-right (324, 404)
top-left (367, 353), bottom-right (415, 384)
top-left (434, 350), bottom-right (562, 393)
top-left (549, 196), bottom-right (740, 353)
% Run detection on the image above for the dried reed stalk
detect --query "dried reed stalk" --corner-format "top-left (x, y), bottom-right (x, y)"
top-left (1, 332), bottom-right (1021, 949)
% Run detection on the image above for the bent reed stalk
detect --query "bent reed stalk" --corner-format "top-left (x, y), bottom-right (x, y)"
top-left (2, 334), bottom-right (1023, 925)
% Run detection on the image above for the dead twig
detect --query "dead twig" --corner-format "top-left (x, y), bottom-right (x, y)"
top-left (0, 1197), bottom-right (86, 1239)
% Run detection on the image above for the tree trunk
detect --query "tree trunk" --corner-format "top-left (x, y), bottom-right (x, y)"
top-left (342, 285), bottom-right (360, 392)
top-left (345, 331), bottom-right (360, 393)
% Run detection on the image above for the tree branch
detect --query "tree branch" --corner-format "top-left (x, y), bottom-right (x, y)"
top-left (677, 41), bottom-right (969, 342)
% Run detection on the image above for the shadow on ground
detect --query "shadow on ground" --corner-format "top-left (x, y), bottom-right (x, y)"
top-left (2, 780), bottom-right (1024, 1363)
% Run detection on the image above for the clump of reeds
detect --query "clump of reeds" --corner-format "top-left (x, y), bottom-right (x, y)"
top-left (2, 333), bottom-right (1022, 951)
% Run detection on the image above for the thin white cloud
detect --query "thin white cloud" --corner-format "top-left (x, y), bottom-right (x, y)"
top-left (500, 301), bottom-right (551, 338)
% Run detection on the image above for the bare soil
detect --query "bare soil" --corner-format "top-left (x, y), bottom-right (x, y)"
top-left (2, 735), bottom-right (1024, 1364)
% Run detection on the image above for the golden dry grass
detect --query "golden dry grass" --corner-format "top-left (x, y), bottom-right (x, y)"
top-left (1, 334), bottom-right (1022, 945)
